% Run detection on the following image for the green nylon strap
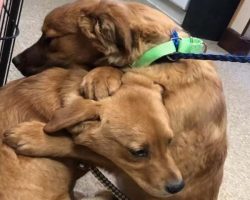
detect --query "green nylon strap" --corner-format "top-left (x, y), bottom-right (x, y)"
top-left (132, 37), bottom-right (205, 68)
top-left (132, 41), bottom-right (176, 68)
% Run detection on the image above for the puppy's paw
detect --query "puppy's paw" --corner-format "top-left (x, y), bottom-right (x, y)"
top-left (80, 67), bottom-right (123, 100)
top-left (3, 121), bottom-right (47, 156)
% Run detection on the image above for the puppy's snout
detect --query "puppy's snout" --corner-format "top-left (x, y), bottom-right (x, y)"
top-left (12, 55), bottom-right (22, 68)
top-left (166, 180), bottom-right (185, 194)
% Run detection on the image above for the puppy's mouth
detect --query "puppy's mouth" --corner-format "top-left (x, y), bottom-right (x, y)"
top-left (13, 61), bottom-right (70, 77)
top-left (122, 171), bottom-right (176, 198)
top-left (135, 180), bottom-right (173, 198)
top-left (18, 66), bottom-right (47, 76)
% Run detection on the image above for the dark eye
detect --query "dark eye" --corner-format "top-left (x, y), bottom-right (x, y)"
top-left (129, 148), bottom-right (149, 158)
top-left (44, 36), bottom-right (53, 44)
top-left (167, 138), bottom-right (173, 145)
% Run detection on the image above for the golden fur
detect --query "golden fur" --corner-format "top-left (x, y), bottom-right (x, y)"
top-left (13, 0), bottom-right (186, 76)
top-left (0, 68), bottom-right (115, 200)
top-left (2, 0), bottom-right (227, 200)
top-left (4, 63), bottom-right (227, 200)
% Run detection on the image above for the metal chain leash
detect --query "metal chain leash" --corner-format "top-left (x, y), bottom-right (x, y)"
top-left (89, 167), bottom-right (129, 200)
top-left (79, 164), bottom-right (129, 200)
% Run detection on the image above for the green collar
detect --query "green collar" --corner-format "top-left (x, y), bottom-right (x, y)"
top-left (132, 37), bottom-right (206, 68)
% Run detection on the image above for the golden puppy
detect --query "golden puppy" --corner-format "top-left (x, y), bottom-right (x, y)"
top-left (4, 62), bottom-right (227, 200)
top-left (5, 71), bottom-right (184, 199)
top-left (12, 0), bottom-right (183, 76)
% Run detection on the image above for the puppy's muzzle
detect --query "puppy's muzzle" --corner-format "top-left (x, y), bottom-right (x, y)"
top-left (166, 180), bottom-right (185, 194)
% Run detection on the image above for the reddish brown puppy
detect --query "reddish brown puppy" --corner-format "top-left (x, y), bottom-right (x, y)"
top-left (4, 61), bottom-right (227, 200)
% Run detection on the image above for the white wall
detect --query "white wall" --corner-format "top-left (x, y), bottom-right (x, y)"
top-left (147, 0), bottom-right (186, 24)
top-left (229, 0), bottom-right (250, 34)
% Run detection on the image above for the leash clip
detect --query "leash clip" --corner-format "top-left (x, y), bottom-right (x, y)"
top-left (171, 30), bottom-right (206, 54)
top-left (178, 37), bottom-right (206, 54)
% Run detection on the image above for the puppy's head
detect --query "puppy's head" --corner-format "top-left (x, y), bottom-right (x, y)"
top-left (13, 0), bottom-right (184, 76)
top-left (45, 73), bottom-right (184, 198)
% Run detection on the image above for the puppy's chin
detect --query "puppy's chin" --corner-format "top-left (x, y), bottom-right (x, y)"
top-left (143, 187), bottom-right (173, 199)
top-left (132, 179), bottom-right (173, 199)
top-left (15, 65), bottom-right (47, 77)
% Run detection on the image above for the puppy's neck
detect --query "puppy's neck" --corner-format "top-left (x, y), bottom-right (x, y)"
top-left (96, 30), bottom-right (188, 68)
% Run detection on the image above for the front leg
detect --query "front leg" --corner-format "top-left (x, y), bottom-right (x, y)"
top-left (3, 121), bottom-right (111, 168)
top-left (3, 122), bottom-right (116, 200)
top-left (3, 121), bottom-right (75, 157)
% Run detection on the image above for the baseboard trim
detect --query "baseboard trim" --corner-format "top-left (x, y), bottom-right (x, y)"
top-left (218, 28), bottom-right (250, 55)
top-left (146, 0), bottom-right (186, 24)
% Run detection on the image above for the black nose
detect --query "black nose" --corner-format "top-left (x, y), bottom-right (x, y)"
top-left (166, 180), bottom-right (185, 194)
top-left (12, 56), bottom-right (22, 67)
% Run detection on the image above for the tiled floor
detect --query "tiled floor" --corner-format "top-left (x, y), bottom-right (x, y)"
top-left (8, 0), bottom-right (250, 199)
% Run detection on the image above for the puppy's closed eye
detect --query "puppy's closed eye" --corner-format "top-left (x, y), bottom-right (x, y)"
top-left (44, 37), bottom-right (53, 45)
top-left (42, 34), bottom-right (55, 45)
top-left (129, 148), bottom-right (149, 158)
top-left (166, 138), bottom-right (173, 145)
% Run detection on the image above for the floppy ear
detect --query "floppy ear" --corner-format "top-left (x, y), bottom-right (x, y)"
top-left (78, 13), bottom-right (132, 56)
top-left (44, 99), bottom-right (100, 133)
